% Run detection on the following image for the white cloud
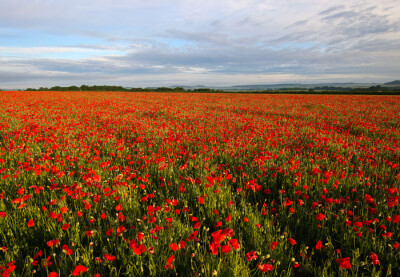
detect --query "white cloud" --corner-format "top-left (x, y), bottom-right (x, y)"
top-left (0, 0), bottom-right (399, 88)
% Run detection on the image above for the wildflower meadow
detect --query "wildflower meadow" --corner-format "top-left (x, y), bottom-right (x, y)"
top-left (0, 91), bottom-right (399, 276)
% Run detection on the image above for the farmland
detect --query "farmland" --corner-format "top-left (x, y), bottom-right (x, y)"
top-left (0, 91), bottom-right (399, 276)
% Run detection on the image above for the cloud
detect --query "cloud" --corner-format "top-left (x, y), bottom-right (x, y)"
top-left (319, 5), bottom-right (346, 16)
top-left (0, 0), bottom-right (400, 88)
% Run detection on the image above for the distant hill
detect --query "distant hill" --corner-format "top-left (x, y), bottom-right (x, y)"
top-left (160, 82), bottom-right (384, 91)
top-left (17, 80), bottom-right (400, 92)
top-left (172, 81), bottom-right (400, 91)
top-left (384, 80), bottom-right (400, 86)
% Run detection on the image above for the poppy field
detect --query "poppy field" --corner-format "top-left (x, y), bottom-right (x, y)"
top-left (0, 91), bottom-right (399, 276)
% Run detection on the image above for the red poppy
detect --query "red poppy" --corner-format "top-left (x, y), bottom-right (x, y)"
top-left (106, 229), bottom-right (113, 236)
top-left (1, 264), bottom-right (16, 277)
top-left (47, 239), bottom-right (59, 247)
top-left (170, 243), bottom-right (179, 251)
top-left (27, 219), bottom-right (35, 227)
top-left (369, 252), bottom-right (380, 265)
top-left (165, 255), bottom-right (175, 269)
top-left (72, 265), bottom-right (88, 276)
top-left (258, 263), bottom-right (273, 272)
top-left (130, 239), bottom-right (146, 255)
top-left (103, 253), bottom-right (116, 261)
top-left (288, 238), bottom-right (296, 246)
top-left (62, 245), bottom-right (73, 256)
top-left (116, 226), bottom-right (125, 236)
top-left (228, 239), bottom-right (240, 250)
top-left (336, 257), bottom-right (351, 269)
top-left (270, 241), bottom-right (279, 250)
top-left (179, 241), bottom-right (186, 249)
top-left (221, 245), bottom-right (231, 254)
top-left (246, 251), bottom-right (258, 261)
top-left (315, 213), bottom-right (325, 221)
top-left (137, 232), bottom-right (145, 241)
top-left (315, 240), bottom-right (323, 250)
top-left (210, 242), bottom-right (220, 255)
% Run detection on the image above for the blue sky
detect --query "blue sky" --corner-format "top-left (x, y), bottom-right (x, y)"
top-left (1, 0), bottom-right (399, 89)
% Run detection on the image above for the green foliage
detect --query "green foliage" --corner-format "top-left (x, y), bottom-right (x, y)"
top-left (23, 84), bottom-right (400, 94)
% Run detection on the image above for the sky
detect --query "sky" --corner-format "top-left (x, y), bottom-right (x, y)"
top-left (1, 0), bottom-right (400, 89)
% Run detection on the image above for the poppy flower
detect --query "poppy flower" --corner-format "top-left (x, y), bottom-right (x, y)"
top-left (288, 238), bottom-right (296, 246)
top-left (115, 203), bottom-right (122, 211)
top-left (62, 245), bottom-right (73, 256)
top-left (228, 239), bottom-right (240, 250)
top-left (316, 213), bottom-right (325, 221)
top-left (72, 265), bottom-right (88, 276)
top-left (246, 251), bottom-right (258, 261)
top-left (258, 263), bottom-right (273, 272)
top-left (210, 242), bottom-right (220, 255)
top-left (198, 197), bottom-right (204, 204)
top-left (165, 255), bottom-right (175, 269)
top-left (369, 252), bottom-right (380, 265)
top-left (170, 243), bottom-right (179, 251)
top-left (116, 226), bottom-right (125, 236)
top-left (336, 257), bottom-right (351, 269)
top-left (221, 245), bottom-right (231, 254)
top-left (179, 241), bottom-right (186, 249)
top-left (47, 239), bottom-right (59, 247)
top-left (106, 229), bottom-right (113, 236)
top-left (270, 241), bottom-right (279, 250)
top-left (1, 264), bottom-right (16, 277)
top-left (103, 253), bottom-right (116, 261)
top-left (27, 220), bottom-right (35, 227)
top-left (130, 240), bottom-right (146, 255)
top-left (137, 232), bottom-right (145, 241)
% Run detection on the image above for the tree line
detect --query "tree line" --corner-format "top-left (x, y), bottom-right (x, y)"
top-left (21, 84), bottom-right (400, 95)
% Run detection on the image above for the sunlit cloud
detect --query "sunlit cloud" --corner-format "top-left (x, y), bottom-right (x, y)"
top-left (0, 0), bottom-right (399, 89)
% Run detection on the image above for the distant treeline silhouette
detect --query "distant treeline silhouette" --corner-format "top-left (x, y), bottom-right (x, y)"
top-left (23, 84), bottom-right (400, 95)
